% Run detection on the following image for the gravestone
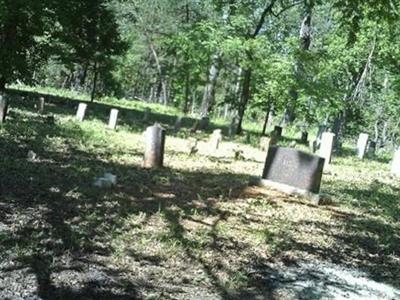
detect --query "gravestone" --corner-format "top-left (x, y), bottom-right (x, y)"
top-left (38, 97), bottom-right (45, 114)
top-left (301, 131), bottom-right (308, 144)
top-left (357, 133), bottom-right (369, 159)
top-left (0, 94), bottom-right (8, 124)
top-left (261, 146), bottom-right (325, 197)
top-left (108, 108), bottom-right (119, 130)
top-left (76, 103), bottom-right (87, 122)
top-left (309, 140), bottom-right (317, 153)
top-left (318, 132), bottom-right (335, 169)
top-left (187, 137), bottom-right (198, 155)
top-left (274, 126), bottom-right (283, 138)
top-left (143, 124), bottom-right (166, 168)
top-left (143, 108), bottom-right (151, 122)
top-left (198, 117), bottom-right (209, 131)
top-left (174, 116), bottom-right (183, 132)
top-left (367, 140), bottom-right (376, 157)
top-left (391, 148), bottom-right (400, 176)
top-left (259, 137), bottom-right (271, 151)
top-left (210, 129), bottom-right (222, 150)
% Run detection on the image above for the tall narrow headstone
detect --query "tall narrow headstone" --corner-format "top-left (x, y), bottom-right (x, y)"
top-left (0, 94), bottom-right (8, 124)
top-left (274, 126), bottom-right (283, 138)
top-left (108, 108), bottom-right (119, 130)
top-left (357, 133), bottom-right (369, 159)
top-left (143, 124), bottom-right (166, 168)
top-left (391, 148), bottom-right (400, 176)
top-left (38, 97), bottom-right (45, 114)
top-left (210, 129), bottom-right (222, 151)
top-left (76, 103), bottom-right (87, 122)
top-left (318, 132), bottom-right (335, 169)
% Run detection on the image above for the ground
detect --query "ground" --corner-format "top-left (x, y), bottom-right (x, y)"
top-left (0, 90), bottom-right (399, 299)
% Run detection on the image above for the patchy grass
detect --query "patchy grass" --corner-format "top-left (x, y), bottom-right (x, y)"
top-left (0, 91), bottom-right (399, 299)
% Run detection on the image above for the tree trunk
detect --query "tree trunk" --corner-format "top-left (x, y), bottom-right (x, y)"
top-left (262, 104), bottom-right (271, 136)
top-left (200, 55), bottom-right (220, 117)
top-left (90, 62), bottom-right (98, 102)
top-left (236, 68), bottom-right (252, 135)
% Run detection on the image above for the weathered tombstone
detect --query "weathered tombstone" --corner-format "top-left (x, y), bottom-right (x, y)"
top-left (259, 137), bottom-right (271, 151)
top-left (274, 126), bottom-right (283, 138)
top-left (210, 129), bottom-right (222, 150)
top-left (245, 132), bottom-right (251, 144)
top-left (108, 108), bottom-right (119, 130)
top-left (357, 133), bottom-right (369, 159)
top-left (318, 132), bottom-right (335, 169)
top-left (143, 124), bottom-right (166, 168)
top-left (174, 116), bottom-right (183, 133)
top-left (76, 103), bottom-right (87, 122)
top-left (367, 140), bottom-right (376, 157)
top-left (300, 131), bottom-right (308, 144)
top-left (38, 97), bottom-right (45, 114)
top-left (391, 148), bottom-right (400, 176)
top-left (198, 117), bottom-right (209, 131)
top-left (256, 146), bottom-right (325, 203)
top-left (0, 94), bottom-right (8, 124)
top-left (143, 108), bottom-right (151, 122)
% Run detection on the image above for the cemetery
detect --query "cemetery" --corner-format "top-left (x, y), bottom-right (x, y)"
top-left (1, 1), bottom-right (400, 299)
top-left (0, 90), bottom-right (399, 299)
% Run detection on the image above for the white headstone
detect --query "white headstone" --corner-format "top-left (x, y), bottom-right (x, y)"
top-left (318, 132), bottom-right (335, 169)
top-left (210, 129), bottom-right (222, 150)
top-left (357, 133), bottom-right (369, 159)
top-left (108, 108), bottom-right (119, 129)
top-left (76, 103), bottom-right (87, 122)
top-left (391, 148), bottom-right (400, 176)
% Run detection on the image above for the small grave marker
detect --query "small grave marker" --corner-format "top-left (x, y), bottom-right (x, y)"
top-left (143, 124), bottom-right (166, 168)
top-left (108, 108), bottom-right (119, 130)
top-left (76, 103), bottom-right (87, 122)
top-left (391, 148), bottom-right (400, 176)
top-left (143, 108), bottom-right (151, 122)
top-left (210, 129), bottom-right (222, 150)
top-left (357, 133), bottom-right (369, 159)
top-left (38, 97), bottom-right (45, 114)
top-left (318, 132), bottom-right (335, 169)
top-left (0, 94), bottom-right (8, 124)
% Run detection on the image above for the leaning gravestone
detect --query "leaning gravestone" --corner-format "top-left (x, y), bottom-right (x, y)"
top-left (0, 94), bottom-right (8, 124)
top-left (210, 129), bottom-right (222, 151)
top-left (357, 133), bottom-right (369, 159)
top-left (108, 108), bottom-right (119, 130)
top-left (38, 97), bottom-right (45, 114)
top-left (255, 146), bottom-right (325, 203)
top-left (76, 103), bottom-right (87, 122)
top-left (143, 123), bottom-right (166, 168)
top-left (391, 148), bottom-right (400, 176)
top-left (318, 132), bottom-right (335, 169)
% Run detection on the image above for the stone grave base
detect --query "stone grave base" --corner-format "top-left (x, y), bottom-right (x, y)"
top-left (249, 177), bottom-right (322, 205)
